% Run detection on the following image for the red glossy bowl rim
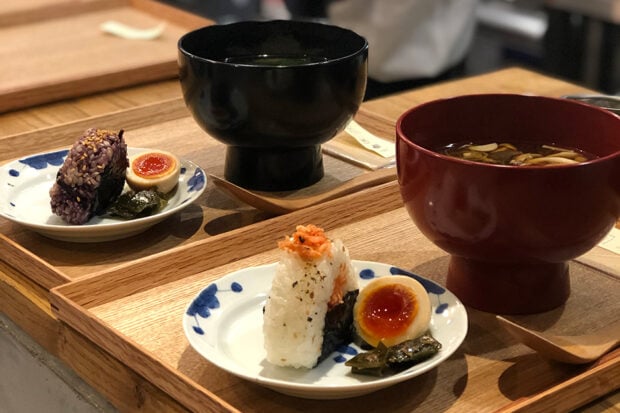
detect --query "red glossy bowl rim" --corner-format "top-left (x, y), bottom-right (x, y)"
top-left (395, 93), bottom-right (620, 169)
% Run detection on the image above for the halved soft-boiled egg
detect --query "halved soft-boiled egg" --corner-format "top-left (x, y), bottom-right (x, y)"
top-left (354, 275), bottom-right (431, 347)
top-left (126, 150), bottom-right (180, 194)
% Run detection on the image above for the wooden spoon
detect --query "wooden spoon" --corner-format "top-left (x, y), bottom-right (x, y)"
top-left (496, 315), bottom-right (620, 364)
top-left (210, 166), bottom-right (396, 215)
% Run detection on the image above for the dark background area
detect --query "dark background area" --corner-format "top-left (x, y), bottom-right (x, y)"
top-left (161, 0), bottom-right (620, 94)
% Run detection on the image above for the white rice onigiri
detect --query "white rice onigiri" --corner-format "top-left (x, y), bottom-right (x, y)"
top-left (263, 225), bottom-right (358, 369)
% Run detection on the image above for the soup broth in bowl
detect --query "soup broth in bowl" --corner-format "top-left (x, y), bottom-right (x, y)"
top-left (223, 54), bottom-right (329, 66)
top-left (396, 94), bottom-right (620, 314)
top-left (439, 142), bottom-right (597, 165)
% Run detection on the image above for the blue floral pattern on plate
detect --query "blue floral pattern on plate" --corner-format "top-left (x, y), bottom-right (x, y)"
top-left (187, 168), bottom-right (206, 193)
top-left (0, 147), bottom-right (206, 242)
top-left (182, 260), bottom-right (468, 399)
top-left (19, 149), bottom-right (68, 170)
top-left (187, 282), bottom-right (243, 334)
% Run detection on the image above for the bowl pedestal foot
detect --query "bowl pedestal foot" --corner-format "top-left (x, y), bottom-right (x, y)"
top-left (446, 256), bottom-right (570, 314)
top-left (224, 144), bottom-right (323, 191)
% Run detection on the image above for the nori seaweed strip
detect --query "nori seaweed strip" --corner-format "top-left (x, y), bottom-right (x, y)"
top-left (317, 289), bottom-right (359, 364)
top-left (106, 189), bottom-right (168, 219)
top-left (92, 162), bottom-right (127, 215)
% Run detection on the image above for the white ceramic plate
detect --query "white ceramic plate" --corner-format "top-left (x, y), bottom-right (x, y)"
top-left (0, 148), bottom-right (206, 242)
top-left (183, 260), bottom-right (468, 399)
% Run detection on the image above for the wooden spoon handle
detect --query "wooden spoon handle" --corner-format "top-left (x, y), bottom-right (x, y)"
top-left (597, 319), bottom-right (620, 343)
top-left (210, 167), bottom-right (398, 215)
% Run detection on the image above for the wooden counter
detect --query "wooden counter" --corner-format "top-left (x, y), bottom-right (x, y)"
top-left (1, 67), bottom-right (619, 412)
top-left (0, 0), bottom-right (208, 113)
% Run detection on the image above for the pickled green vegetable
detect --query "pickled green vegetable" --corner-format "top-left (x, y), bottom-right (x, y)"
top-left (106, 189), bottom-right (167, 219)
top-left (346, 334), bottom-right (442, 376)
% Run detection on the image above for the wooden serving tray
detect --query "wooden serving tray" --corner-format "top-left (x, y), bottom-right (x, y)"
top-left (1, 0), bottom-right (122, 27)
top-left (0, 97), bottom-right (391, 290)
top-left (49, 180), bottom-right (620, 412)
top-left (0, 0), bottom-right (209, 113)
top-left (0, 67), bottom-right (602, 296)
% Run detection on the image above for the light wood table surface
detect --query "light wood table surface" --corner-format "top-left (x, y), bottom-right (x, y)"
top-left (1, 67), bottom-right (619, 412)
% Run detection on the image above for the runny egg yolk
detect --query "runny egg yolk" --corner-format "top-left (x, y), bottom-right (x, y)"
top-left (354, 275), bottom-right (431, 348)
top-left (126, 150), bottom-right (181, 194)
top-left (359, 284), bottom-right (418, 339)
top-left (132, 153), bottom-right (175, 178)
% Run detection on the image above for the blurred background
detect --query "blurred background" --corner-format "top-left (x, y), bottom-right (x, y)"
top-left (159, 0), bottom-right (620, 95)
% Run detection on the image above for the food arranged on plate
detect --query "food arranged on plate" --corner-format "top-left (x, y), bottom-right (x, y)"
top-left (263, 224), bottom-right (359, 369)
top-left (353, 275), bottom-right (431, 348)
top-left (49, 128), bottom-right (183, 224)
top-left (105, 188), bottom-right (170, 220)
top-left (347, 275), bottom-right (440, 376)
top-left (126, 149), bottom-right (181, 193)
top-left (109, 149), bottom-right (182, 220)
top-left (183, 226), bottom-right (467, 398)
top-left (345, 334), bottom-right (441, 377)
top-left (0, 127), bottom-right (206, 242)
top-left (440, 142), bottom-right (595, 165)
top-left (263, 224), bottom-right (441, 376)
top-left (50, 128), bottom-right (129, 224)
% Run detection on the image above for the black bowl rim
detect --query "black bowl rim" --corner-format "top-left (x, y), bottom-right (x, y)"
top-left (178, 19), bottom-right (369, 68)
top-left (395, 93), bottom-right (620, 170)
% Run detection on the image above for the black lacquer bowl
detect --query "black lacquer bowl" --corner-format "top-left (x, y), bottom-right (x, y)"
top-left (178, 20), bottom-right (368, 190)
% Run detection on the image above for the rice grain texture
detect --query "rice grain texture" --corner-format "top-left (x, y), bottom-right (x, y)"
top-left (50, 128), bottom-right (128, 224)
top-left (263, 238), bottom-right (358, 368)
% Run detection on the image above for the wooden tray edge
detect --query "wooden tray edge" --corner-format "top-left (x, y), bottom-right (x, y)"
top-left (0, 0), bottom-right (209, 35)
top-left (0, 0), bottom-right (210, 114)
top-left (0, 0), bottom-right (125, 27)
top-left (49, 180), bottom-right (620, 412)
top-left (1, 62), bottom-right (178, 114)
top-left (51, 181), bottom-right (403, 308)
top-left (495, 350), bottom-right (620, 412)
top-left (0, 233), bottom-right (70, 289)
top-left (55, 301), bottom-right (238, 412)
top-left (0, 97), bottom-right (188, 162)
top-left (50, 182), bottom-right (403, 411)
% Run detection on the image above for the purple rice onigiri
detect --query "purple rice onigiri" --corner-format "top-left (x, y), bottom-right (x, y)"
top-left (50, 128), bottom-right (128, 225)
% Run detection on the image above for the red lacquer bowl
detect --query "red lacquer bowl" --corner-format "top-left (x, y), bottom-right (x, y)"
top-left (396, 94), bottom-right (620, 314)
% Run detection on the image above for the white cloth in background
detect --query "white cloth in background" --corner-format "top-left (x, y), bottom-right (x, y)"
top-left (327, 0), bottom-right (479, 82)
